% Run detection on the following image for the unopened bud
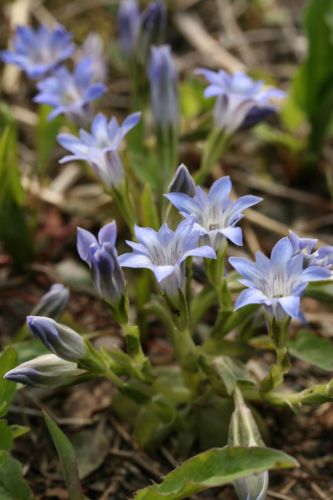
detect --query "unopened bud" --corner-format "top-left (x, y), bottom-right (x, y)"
top-left (138, 1), bottom-right (166, 64)
top-left (4, 354), bottom-right (86, 388)
top-left (148, 44), bottom-right (178, 130)
top-left (168, 164), bottom-right (196, 196)
top-left (118, 0), bottom-right (140, 57)
top-left (90, 243), bottom-right (127, 311)
top-left (31, 284), bottom-right (69, 320)
top-left (228, 390), bottom-right (269, 500)
top-left (27, 316), bottom-right (87, 362)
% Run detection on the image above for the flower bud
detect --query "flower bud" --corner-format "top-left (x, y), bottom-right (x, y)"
top-left (138, 1), bottom-right (166, 63)
top-left (168, 164), bottom-right (196, 196)
top-left (148, 45), bottom-right (178, 130)
top-left (90, 243), bottom-right (126, 309)
top-left (31, 283), bottom-right (69, 320)
top-left (27, 316), bottom-right (87, 362)
top-left (118, 0), bottom-right (140, 57)
top-left (228, 390), bottom-right (269, 500)
top-left (4, 354), bottom-right (86, 388)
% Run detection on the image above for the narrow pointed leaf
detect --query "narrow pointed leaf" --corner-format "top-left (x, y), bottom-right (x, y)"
top-left (134, 446), bottom-right (298, 500)
top-left (0, 348), bottom-right (17, 417)
top-left (43, 411), bottom-right (84, 500)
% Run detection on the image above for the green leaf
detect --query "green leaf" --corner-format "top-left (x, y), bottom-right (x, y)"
top-left (134, 446), bottom-right (298, 500)
top-left (289, 330), bottom-right (333, 371)
top-left (43, 411), bottom-right (84, 500)
top-left (0, 451), bottom-right (33, 500)
top-left (210, 356), bottom-right (255, 396)
top-left (197, 395), bottom-right (234, 450)
top-left (133, 398), bottom-right (177, 451)
top-left (72, 420), bottom-right (109, 479)
top-left (9, 425), bottom-right (30, 440)
top-left (179, 78), bottom-right (211, 119)
top-left (305, 281), bottom-right (333, 302)
top-left (0, 349), bottom-right (17, 418)
top-left (0, 127), bottom-right (34, 266)
top-left (0, 421), bottom-right (13, 452)
top-left (290, 0), bottom-right (333, 155)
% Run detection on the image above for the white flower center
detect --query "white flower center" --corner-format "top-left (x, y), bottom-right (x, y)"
top-left (201, 204), bottom-right (230, 231)
top-left (148, 240), bottom-right (183, 266)
top-left (261, 273), bottom-right (293, 298)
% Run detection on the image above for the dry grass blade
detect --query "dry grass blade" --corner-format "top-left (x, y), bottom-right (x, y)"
top-left (174, 12), bottom-right (245, 72)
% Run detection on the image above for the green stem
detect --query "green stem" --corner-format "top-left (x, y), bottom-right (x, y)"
top-left (205, 247), bottom-right (233, 336)
top-left (110, 183), bottom-right (136, 232)
top-left (157, 125), bottom-right (179, 192)
top-left (195, 128), bottom-right (230, 184)
top-left (120, 322), bottom-right (154, 383)
top-left (260, 315), bottom-right (291, 393)
top-left (171, 325), bottom-right (205, 393)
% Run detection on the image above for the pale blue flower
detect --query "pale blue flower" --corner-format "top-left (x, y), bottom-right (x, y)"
top-left (196, 69), bottom-right (285, 133)
top-left (148, 45), bottom-right (178, 129)
top-left (288, 230), bottom-right (333, 271)
top-left (119, 218), bottom-right (216, 297)
top-left (58, 112), bottom-right (140, 187)
top-left (34, 59), bottom-right (106, 122)
top-left (1, 24), bottom-right (74, 79)
top-left (79, 32), bottom-right (107, 82)
top-left (229, 237), bottom-right (331, 321)
top-left (165, 175), bottom-right (262, 251)
top-left (77, 222), bottom-right (126, 307)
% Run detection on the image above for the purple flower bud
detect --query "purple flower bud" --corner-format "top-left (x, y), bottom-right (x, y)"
top-left (31, 284), bottom-right (69, 320)
top-left (77, 223), bottom-right (127, 315)
top-left (118, 0), bottom-right (141, 57)
top-left (90, 243), bottom-right (126, 306)
top-left (148, 45), bottom-right (178, 130)
top-left (4, 354), bottom-right (86, 388)
top-left (27, 316), bottom-right (87, 362)
top-left (168, 164), bottom-right (196, 197)
top-left (137, 1), bottom-right (166, 64)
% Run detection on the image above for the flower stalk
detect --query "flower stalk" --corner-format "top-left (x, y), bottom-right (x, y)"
top-left (195, 128), bottom-right (230, 184)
